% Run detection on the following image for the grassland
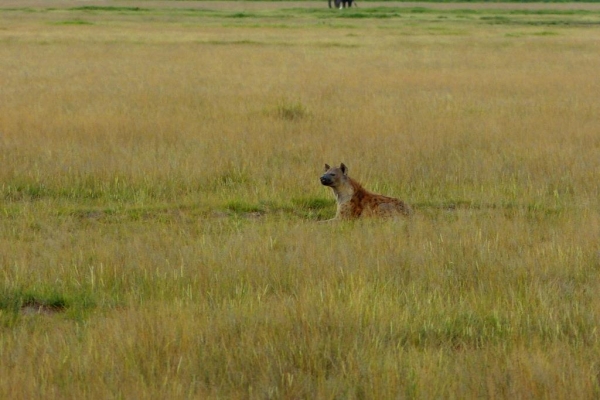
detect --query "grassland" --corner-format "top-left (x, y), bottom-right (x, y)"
top-left (1, 2), bottom-right (600, 398)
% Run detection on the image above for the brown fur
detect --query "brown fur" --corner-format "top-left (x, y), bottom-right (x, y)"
top-left (320, 163), bottom-right (412, 220)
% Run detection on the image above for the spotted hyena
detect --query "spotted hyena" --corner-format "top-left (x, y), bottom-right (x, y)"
top-left (320, 163), bottom-right (412, 220)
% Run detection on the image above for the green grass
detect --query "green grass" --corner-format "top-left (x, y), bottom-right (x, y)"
top-left (69, 6), bottom-right (148, 12)
top-left (1, 2), bottom-right (600, 398)
top-left (51, 20), bottom-right (94, 25)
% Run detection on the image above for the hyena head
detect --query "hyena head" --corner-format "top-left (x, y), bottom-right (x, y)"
top-left (320, 163), bottom-right (349, 188)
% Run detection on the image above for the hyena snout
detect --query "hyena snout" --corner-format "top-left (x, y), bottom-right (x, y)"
top-left (320, 174), bottom-right (334, 186)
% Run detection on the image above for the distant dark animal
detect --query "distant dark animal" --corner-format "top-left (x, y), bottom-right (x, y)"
top-left (328, 0), bottom-right (355, 9)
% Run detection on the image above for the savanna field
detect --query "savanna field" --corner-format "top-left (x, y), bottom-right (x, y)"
top-left (1, 1), bottom-right (600, 398)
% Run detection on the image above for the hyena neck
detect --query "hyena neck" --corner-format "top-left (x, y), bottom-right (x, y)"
top-left (333, 177), bottom-right (364, 204)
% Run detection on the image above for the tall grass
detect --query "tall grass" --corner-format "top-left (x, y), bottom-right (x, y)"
top-left (1, 4), bottom-right (600, 398)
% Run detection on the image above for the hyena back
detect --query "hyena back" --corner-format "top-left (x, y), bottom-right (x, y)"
top-left (320, 163), bottom-right (412, 220)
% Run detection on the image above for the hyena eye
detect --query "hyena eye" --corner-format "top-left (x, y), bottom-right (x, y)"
top-left (330, 173), bottom-right (336, 176)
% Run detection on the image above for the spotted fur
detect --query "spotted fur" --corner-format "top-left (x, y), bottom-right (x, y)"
top-left (320, 163), bottom-right (412, 220)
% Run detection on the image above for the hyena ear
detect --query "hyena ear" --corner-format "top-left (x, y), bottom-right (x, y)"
top-left (340, 163), bottom-right (348, 175)
top-left (324, 164), bottom-right (330, 171)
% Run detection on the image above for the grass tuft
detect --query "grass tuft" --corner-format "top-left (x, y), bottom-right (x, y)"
top-left (274, 99), bottom-right (310, 121)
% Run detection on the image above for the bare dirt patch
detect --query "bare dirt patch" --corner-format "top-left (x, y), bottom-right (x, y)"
top-left (20, 299), bottom-right (67, 316)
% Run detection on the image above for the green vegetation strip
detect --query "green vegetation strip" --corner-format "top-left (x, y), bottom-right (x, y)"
top-left (2, 5), bottom-right (600, 27)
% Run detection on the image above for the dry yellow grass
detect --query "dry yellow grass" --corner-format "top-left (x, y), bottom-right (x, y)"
top-left (1, 2), bottom-right (600, 399)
